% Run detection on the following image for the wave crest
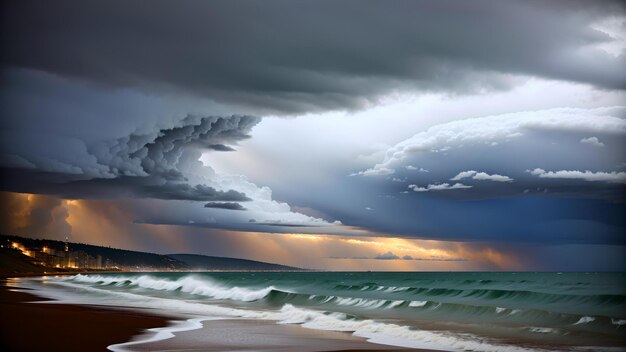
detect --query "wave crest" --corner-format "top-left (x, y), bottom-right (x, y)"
top-left (68, 274), bottom-right (275, 302)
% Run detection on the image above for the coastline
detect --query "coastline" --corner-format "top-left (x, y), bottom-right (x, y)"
top-left (0, 276), bottom-right (430, 352)
top-left (0, 280), bottom-right (172, 351)
top-left (119, 318), bottom-right (420, 352)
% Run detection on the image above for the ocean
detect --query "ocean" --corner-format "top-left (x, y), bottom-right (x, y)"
top-left (11, 272), bottom-right (626, 351)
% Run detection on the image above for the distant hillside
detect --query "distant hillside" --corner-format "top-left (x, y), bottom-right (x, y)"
top-left (0, 248), bottom-right (48, 276)
top-left (169, 253), bottom-right (302, 271)
top-left (0, 234), bottom-right (303, 272)
top-left (0, 234), bottom-right (188, 270)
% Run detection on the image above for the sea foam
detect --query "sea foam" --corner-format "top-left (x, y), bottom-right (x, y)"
top-left (573, 316), bottom-right (595, 325)
top-left (23, 277), bottom-right (549, 352)
top-left (409, 300), bottom-right (428, 307)
top-left (68, 274), bottom-right (275, 302)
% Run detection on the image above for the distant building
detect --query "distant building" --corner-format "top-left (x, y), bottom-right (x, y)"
top-left (65, 236), bottom-right (70, 267)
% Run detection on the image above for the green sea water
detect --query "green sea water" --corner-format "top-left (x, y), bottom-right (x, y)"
top-left (16, 272), bottom-right (626, 351)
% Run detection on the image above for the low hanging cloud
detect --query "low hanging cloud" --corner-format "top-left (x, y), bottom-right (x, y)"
top-left (451, 170), bottom-right (513, 182)
top-left (408, 183), bottom-right (472, 192)
top-left (580, 137), bottom-right (605, 147)
top-left (1, 115), bottom-right (260, 204)
top-left (207, 144), bottom-right (236, 152)
top-left (204, 202), bottom-right (246, 211)
top-left (140, 183), bottom-right (250, 202)
top-left (0, 112), bottom-right (343, 231)
top-left (332, 251), bottom-right (467, 262)
top-left (92, 115), bottom-right (260, 178)
top-left (1, 114), bottom-right (260, 181)
top-left (375, 251), bottom-right (400, 260)
top-left (528, 168), bottom-right (626, 184)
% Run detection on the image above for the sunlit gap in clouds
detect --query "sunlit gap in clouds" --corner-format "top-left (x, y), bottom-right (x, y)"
top-left (252, 232), bottom-right (522, 271)
top-left (0, 191), bottom-right (520, 271)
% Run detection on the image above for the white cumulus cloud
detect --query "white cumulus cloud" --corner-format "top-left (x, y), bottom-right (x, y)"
top-left (406, 165), bottom-right (429, 172)
top-left (451, 170), bottom-right (513, 182)
top-left (580, 136), bottom-right (605, 147)
top-left (358, 106), bottom-right (626, 175)
top-left (349, 167), bottom-right (395, 177)
top-left (408, 183), bottom-right (472, 192)
top-left (528, 168), bottom-right (626, 184)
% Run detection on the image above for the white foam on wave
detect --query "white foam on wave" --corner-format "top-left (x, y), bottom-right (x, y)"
top-left (573, 316), bottom-right (595, 325)
top-left (335, 296), bottom-right (388, 309)
top-left (496, 307), bottom-right (506, 314)
top-left (270, 304), bottom-right (544, 352)
top-left (386, 300), bottom-right (405, 309)
top-left (611, 318), bottom-right (626, 327)
top-left (320, 295), bottom-right (335, 303)
top-left (409, 300), bottom-right (428, 308)
top-left (68, 274), bottom-right (276, 302)
top-left (19, 277), bottom-right (550, 352)
top-left (383, 286), bottom-right (410, 293)
top-left (527, 327), bottom-right (556, 334)
top-left (333, 296), bottom-right (407, 309)
top-left (108, 317), bottom-right (220, 352)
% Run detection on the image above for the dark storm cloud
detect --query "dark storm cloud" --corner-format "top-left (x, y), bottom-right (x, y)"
top-left (141, 184), bottom-right (249, 202)
top-left (1, 0), bottom-right (624, 114)
top-left (0, 114), bottom-right (260, 201)
top-left (256, 222), bottom-right (321, 228)
top-left (207, 144), bottom-right (236, 152)
top-left (0, 192), bottom-right (71, 238)
top-left (0, 167), bottom-right (249, 202)
top-left (204, 202), bottom-right (246, 211)
top-left (89, 114), bottom-right (260, 178)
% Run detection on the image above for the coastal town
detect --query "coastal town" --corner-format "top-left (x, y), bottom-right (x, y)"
top-left (6, 237), bottom-right (105, 270)
top-left (0, 234), bottom-right (301, 277)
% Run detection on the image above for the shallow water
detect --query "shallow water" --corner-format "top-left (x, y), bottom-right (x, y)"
top-left (14, 272), bottom-right (626, 351)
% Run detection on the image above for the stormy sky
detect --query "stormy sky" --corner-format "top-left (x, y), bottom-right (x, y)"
top-left (1, 0), bottom-right (624, 271)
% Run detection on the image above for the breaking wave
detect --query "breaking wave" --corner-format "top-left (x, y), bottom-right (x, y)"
top-left (50, 272), bottom-right (626, 351)
top-left (69, 274), bottom-right (276, 302)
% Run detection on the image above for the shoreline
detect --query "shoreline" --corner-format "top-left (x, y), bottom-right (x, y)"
top-left (0, 280), bottom-right (173, 352)
top-left (0, 270), bottom-right (123, 279)
top-left (119, 318), bottom-right (423, 352)
top-left (0, 277), bottom-right (430, 352)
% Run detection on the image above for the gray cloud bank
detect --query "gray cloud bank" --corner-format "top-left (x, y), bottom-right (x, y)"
top-left (2, 0), bottom-right (624, 114)
top-left (0, 0), bottom-right (624, 265)
top-left (1, 114), bottom-right (260, 201)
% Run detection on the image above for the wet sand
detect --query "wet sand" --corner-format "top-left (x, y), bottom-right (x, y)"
top-left (123, 318), bottom-right (418, 352)
top-left (0, 282), bottom-right (172, 351)
top-left (0, 279), bottom-right (431, 351)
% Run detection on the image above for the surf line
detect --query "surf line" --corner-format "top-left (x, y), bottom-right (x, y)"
top-left (107, 317), bottom-right (224, 352)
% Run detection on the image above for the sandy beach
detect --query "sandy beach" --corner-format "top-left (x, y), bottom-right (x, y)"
top-left (0, 281), bottom-right (171, 351)
top-left (122, 318), bottom-right (417, 352)
top-left (0, 278), bottom-right (426, 352)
